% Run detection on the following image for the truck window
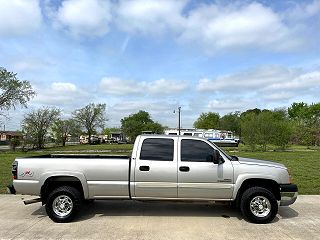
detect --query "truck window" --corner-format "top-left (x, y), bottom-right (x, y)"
top-left (181, 139), bottom-right (215, 162)
top-left (183, 133), bottom-right (192, 136)
top-left (204, 133), bottom-right (213, 138)
top-left (140, 138), bottom-right (174, 161)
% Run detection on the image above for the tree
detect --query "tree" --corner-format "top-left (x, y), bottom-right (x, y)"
top-left (288, 102), bottom-right (320, 146)
top-left (219, 111), bottom-right (241, 135)
top-left (121, 110), bottom-right (164, 142)
top-left (288, 102), bottom-right (309, 121)
top-left (0, 67), bottom-right (35, 112)
top-left (240, 108), bottom-right (262, 118)
top-left (240, 112), bottom-right (259, 151)
top-left (22, 107), bottom-right (60, 149)
top-left (193, 112), bottom-right (220, 129)
top-left (241, 109), bottom-right (293, 151)
top-left (72, 103), bottom-right (107, 144)
top-left (52, 119), bottom-right (81, 147)
top-left (103, 127), bottom-right (121, 135)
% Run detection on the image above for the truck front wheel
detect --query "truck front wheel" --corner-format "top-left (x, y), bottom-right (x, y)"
top-left (45, 186), bottom-right (82, 223)
top-left (240, 187), bottom-right (278, 224)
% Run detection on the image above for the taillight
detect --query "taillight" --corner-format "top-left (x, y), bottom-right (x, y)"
top-left (12, 161), bottom-right (18, 180)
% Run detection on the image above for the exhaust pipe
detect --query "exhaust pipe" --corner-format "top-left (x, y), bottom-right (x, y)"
top-left (23, 198), bottom-right (42, 205)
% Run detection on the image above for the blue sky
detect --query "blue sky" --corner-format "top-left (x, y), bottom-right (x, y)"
top-left (1, 0), bottom-right (320, 130)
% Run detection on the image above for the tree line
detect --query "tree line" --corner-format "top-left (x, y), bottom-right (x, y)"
top-left (193, 103), bottom-right (320, 150)
top-left (1, 67), bottom-right (320, 150)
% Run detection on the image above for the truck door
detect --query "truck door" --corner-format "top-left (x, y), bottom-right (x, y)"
top-left (133, 137), bottom-right (178, 199)
top-left (178, 138), bottom-right (234, 200)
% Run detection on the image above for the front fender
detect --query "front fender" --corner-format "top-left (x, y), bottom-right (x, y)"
top-left (232, 174), bottom-right (280, 200)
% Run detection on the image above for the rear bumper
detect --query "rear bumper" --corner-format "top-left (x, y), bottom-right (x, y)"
top-left (7, 184), bottom-right (16, 194)
top-left (279, 184), bottom-right (298, 206)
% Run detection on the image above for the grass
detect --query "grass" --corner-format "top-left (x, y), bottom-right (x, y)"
top-left (232, 151), bottom-right (320, 195)
top-left (0, 143), bottom-right (319, 195)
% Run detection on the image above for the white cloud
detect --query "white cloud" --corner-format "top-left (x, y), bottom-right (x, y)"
top-left (148, 78), bottom-right (188, 94)
top-left (50, 0), bottom-right (112, 37)
top-left (116, 0), bottom-right (186, 35)
top-left (179, 2), bottom-right (300, 52)
top-left (264, 71), bottom-right (320, 92)
top-left (33, 82), bottom-right (89, 106)
top-left (283, 0), bottom-right (320, 20)
top-left (196, 65), bottom-right (320, 102)
top-left (114, 1), bottom-right (307, 52)
top-left (100, 77), bottom-right (188, 96)
top-left (197, 66), bottom-right (298, 91)
top-left (51, 82), bottom-right (77, 92)
top-left (0, 0), bottom-right (42, 36)
top-left (42, 0), bottom-right (314, 52)
top-left (207, 99), bottom-right (255, 112)
top-left (100, 77), bottom-right (142, 95)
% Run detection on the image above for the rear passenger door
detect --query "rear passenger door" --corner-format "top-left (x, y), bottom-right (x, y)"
top-left (133, 137), bottom-right (178, 199)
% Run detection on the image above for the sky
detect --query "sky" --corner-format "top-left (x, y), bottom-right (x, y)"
top-left (1, 0), bottom-right (320, 130)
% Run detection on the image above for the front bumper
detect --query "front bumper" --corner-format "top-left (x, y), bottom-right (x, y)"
top-left (7, 184), bottom-right (16, 194)
top-left (279, 184), bottom-right (298, 206)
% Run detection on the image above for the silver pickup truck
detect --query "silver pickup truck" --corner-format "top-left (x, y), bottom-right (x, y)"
top-left (8, 135), bottom-right (297, 224)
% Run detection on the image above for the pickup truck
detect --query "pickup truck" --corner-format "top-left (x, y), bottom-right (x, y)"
top-left (8, 135), bottom-right (298, 224)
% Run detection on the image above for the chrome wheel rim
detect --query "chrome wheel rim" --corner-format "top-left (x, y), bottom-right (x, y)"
top-left (52, 195), bottom-right (73, 217)
top-left (250, 196), bottom-right (271, 218)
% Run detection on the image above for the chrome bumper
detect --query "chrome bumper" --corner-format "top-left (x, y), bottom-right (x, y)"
top-left (279, 184), bottom-right (298, 206)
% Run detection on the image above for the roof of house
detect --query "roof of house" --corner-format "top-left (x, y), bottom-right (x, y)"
top-left (0, 131), bottom-right (23, 136)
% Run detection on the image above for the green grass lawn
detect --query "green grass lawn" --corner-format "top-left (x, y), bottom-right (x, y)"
top-left (233, 151), bottom-right (320, 195)
top-left (0, 143), bottom-right (319, 195)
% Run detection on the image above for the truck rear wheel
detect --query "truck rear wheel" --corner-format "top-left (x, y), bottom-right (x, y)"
top-left (45, 186), bottom-right (82, 223)
top-left (240, 187), bottom-right (278, 224)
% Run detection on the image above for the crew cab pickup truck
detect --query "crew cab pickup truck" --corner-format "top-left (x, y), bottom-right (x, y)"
top-left (8, 135), bottom-right (298, 224)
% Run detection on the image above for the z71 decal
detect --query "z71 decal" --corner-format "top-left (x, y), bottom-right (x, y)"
top-left (19, 170), bottom-right (34, 177)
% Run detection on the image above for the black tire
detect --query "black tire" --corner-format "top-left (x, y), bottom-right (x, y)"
top-left (45, 186), bottom-right (82, 223)
top-left (240, 187), bottom-right (278, 224)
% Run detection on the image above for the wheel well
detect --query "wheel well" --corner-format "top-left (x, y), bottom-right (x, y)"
top-left (41, 176), bottom-right (84, 204)
top-left (235, 178), bottom-right (280, 205)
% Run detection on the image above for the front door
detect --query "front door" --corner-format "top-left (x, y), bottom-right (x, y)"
top-left (178, 139), bottom-right (234, 200)
top-left (134, 137), bottom-right (178, 199)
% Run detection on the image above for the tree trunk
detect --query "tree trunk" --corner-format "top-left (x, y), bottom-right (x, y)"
top-left (88, 133), bottom-right (91, 144)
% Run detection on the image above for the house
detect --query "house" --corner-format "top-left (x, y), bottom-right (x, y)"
top-left (0, 131), bottom-right (23, 144)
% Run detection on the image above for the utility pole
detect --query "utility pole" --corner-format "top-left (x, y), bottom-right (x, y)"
top-left (178, 107), bottom-right (181, 135)
top-left (174, 107), bottom-right (182, 135)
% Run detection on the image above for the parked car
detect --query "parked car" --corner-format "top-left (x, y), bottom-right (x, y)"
top-left (8, 135), bottom-right (297, 223)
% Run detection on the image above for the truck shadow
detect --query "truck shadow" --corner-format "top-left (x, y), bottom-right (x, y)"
top-left (31, 201), bottom-right (298, 223)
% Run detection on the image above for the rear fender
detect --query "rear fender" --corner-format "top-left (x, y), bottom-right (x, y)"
top-left (39, 171), bottom-right (89, 199)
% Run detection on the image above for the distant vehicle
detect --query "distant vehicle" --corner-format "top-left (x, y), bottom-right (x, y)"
top-left (164, 128), bottom-right (239, 147)
top-left (79, 135), bottom-right (101, 145)
top-left (89, 136), bottom-right (101, 145)
top-left (8, 135), bottom-right (297, 224)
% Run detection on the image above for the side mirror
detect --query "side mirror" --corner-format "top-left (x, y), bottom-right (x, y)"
top-left (212, 150), bottom-right (224, 164)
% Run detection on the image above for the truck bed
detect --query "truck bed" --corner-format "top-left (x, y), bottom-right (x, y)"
top-left (14, 155), bottom-right (131, 199)
top-left (24, 154), bottom-right (130, 159)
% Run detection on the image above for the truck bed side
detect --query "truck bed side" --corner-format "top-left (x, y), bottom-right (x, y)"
top-left (13, 155), bottom-right (131, 199)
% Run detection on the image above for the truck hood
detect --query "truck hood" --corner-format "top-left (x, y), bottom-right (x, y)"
top-left (238, 157), bottom-right (286, 169)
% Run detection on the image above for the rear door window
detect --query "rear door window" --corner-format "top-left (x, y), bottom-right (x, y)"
top-left (140, 138), bottom-right (174, 161)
